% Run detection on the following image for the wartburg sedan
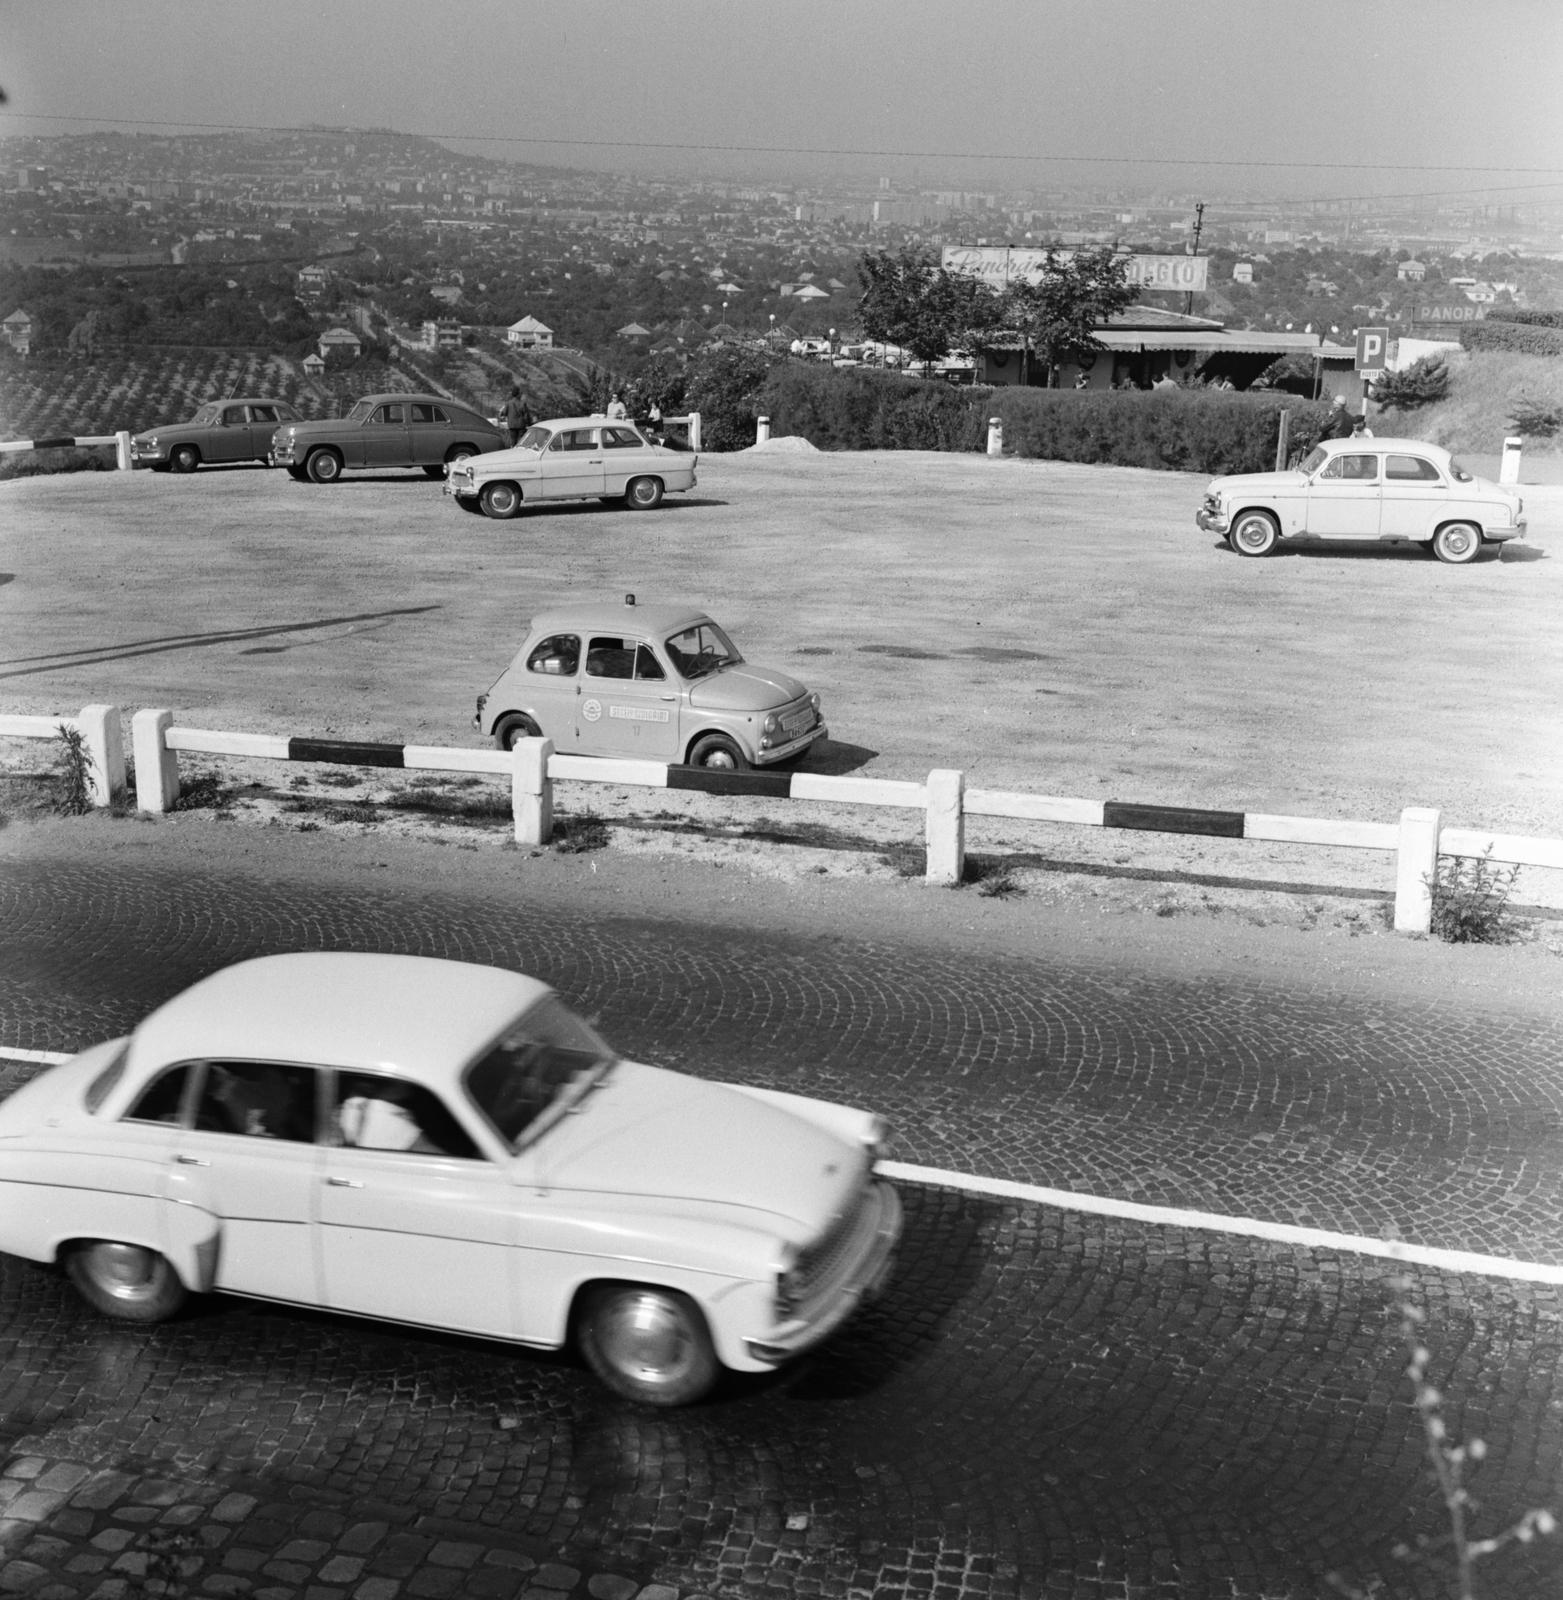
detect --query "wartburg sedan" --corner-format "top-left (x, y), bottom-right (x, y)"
top-left (130, 399), bottom-right (303, 472)
top-left (271, 393), bottom-right (507, 483)
top-left (0, 953), bottom-right (900, 1406)
top-left (1197, 436), bottom-right (1526, 563)
top-left (475, 598), bottom-right (826, 770)
top-left (446, 417), bottom-right (697, 517)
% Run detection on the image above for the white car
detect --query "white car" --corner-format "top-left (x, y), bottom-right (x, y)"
top-left (0, 953), bottom-right (900, 1406)
top-left (445, 417), bottom-right (698, 520)
top-left (1196, 436), bottom-right (1526, 564)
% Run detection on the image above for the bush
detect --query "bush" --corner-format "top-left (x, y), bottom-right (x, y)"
top-left (1486, 308), bottom-right (1563, 329)
top-left (681, 344), bottom-right (777, 452)
top-left (1459, 320), bottom-right (1563, 357)
top-left (761, 363), bottom-right (980, 451)
top-left (1428, 853), bottom-right (1517, 944)
top-left (1508, 396), bottom-right (1562, 438)
top-left (1372, 356), bottom-right (1451, 412)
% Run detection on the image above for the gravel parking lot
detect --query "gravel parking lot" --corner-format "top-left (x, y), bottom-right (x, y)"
top-left (3, 451), bottom-right (1560, 906)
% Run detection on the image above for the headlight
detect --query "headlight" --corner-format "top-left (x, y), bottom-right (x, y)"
top-left (763, 713), bottom-right (780, 735)
top-left (775, 1247), bottom-right (804, 1319)
top-left (809, 692), bottom-right (821, 711)
top-left (864, 1116), bottom-right (893, 1162)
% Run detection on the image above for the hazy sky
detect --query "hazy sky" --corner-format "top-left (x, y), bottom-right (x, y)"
top-left (3, 0), bottom-right (1562, 200)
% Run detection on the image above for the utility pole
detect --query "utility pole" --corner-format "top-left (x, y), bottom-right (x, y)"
top-left (1184, 200), bottom-right (1205, 316)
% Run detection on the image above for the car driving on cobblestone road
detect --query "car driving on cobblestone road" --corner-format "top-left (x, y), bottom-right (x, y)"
top-left (0, 952), bottom-right (900, 1406)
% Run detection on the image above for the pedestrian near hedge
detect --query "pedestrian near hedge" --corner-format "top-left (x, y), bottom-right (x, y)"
top-left (502, 386), bottom-right (533, 447)
top-left (1318, 393), bottom-right (1354, 441)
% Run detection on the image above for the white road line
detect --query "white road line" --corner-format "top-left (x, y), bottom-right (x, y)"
top-left (880, 1161), bottom-right (1563, 1286)
top-left (2, 1044), bottom-right (1557, 1285)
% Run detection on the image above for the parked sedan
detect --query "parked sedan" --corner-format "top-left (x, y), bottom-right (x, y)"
top-left (271, 393), bottom-right (507, 483)
top-left (0, 952), bottom-right (900, 1406)
top-left (445, 417), bottom-right (697, 518)
top-left (1196, 437), bottom-right (1526, 564)
top-left (475, 596), bottom-right (827, 770)
top-left (130, 399), bottom-right (302, 472)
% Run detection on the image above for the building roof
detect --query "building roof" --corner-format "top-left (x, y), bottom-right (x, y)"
top-left (3, 308), bottom-right (34, 326)
top-left (318, 327), bottom-right (361, 345)
top-left (617, 322), bottom-right (652, 337)
top-left (508, 315), bottom-right (552, 333)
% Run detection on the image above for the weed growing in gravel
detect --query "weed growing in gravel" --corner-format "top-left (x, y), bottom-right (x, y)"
top-left (962, 855), bottom-right (1025, 898)
top-left (1329, 1282), bottom-right (1556, 1599)
top-left (172, 771), bottom-right (231, 811)
top-left (878, 841), bottom-right (926, 878)
top-left (1428, 853), bottom-right (1518, 945)
top-left (384, 784), bottom-right (511, 822)
top-left (555, 812), bottom-right (610, 853)
top-left (53, 723), bottom-right (95, 815)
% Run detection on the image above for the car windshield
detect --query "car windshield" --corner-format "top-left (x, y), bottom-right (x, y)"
top-left (1299, 446), bottom-right (1327, 474)
top-left (665, 622), bottom-right (742, 681)
top-left (1448, 457), bottom-right (1474, 483)
top-left (345, 399), bottom-right (374, 423)
top-left (463, 995), bottom-right (616, 1152)
top-left (517, 425), bottom-right (552, 452)
top-left (190, 403), bottom-right (222, 427)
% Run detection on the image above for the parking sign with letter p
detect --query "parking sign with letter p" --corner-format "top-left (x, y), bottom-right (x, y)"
top-left (1355, 326), bottom-right (1388, 373)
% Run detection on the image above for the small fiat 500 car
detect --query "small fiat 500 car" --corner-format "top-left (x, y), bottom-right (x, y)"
top-left (1197, 436), bottom-right (1526, 564)
top-left (475, 597), bottom-right (826, 770)
top-left (0, 953), bottom-right (900, 1406)
top-left (131, 399), bottom-right (302, 472)
top-left (271, 394), bottom-right (506, 483)
top-left (445, 418), bottom-right (697, 518)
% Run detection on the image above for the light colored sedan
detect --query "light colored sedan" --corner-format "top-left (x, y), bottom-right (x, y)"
top-left (445, 417), bottom-right (698, 518)
top-left (1196, 436), bottom-right (1526, 564)
top-left (0, 953), bottom-right (899, 1406)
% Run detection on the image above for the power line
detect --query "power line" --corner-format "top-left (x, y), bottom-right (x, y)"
top-left (3, 110), bottom-right (1563, 178)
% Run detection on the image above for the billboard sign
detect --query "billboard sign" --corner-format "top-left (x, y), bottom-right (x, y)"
top-left (1355, 327), bottom-right (1389, 373)
top-left (941, 246), bottom-right (1208, 294)
top-left (1414, 304), bottom-right (1487, 323)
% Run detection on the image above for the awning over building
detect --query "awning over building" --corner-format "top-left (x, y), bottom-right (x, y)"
top-left (1089, 330), bottom-right (1326, 356)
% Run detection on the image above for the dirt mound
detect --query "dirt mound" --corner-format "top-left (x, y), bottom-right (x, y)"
top-left (742, 434), bottom-right (820, 454)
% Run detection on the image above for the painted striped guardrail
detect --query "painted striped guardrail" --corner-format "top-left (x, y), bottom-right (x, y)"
top-left (6, 705), bottom-right (1563, 935)
top-left (0, 432), bottom-right (133, 469)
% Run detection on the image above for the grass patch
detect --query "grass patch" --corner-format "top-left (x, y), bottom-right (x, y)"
top-left (382, 784), bottom-right (510, 822)
top-left (878, 841), bottom-right (926, 878)
top-left (173, 770), bottom-right (233, 811)
top-left (963, 854), bottom-right (1025, 898)
top-left (554, 812), bottom-right (610, 853)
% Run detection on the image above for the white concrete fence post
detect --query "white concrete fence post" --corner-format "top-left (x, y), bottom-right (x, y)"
top-left (512, 736), bottom-right (554, 846)
top-left (1499, 435), bottom-right (1522, 486)
top-left (688, 412), bottom-right (702, 452)
top-left (115, 431), bottom-right (133, 471)
top-left (1393, 806), bottom-right (1441, 934)
top-left (75, 704), bottom-right (125, 806)
top-left (924, 768), bottom-right (966, 886)
top-left (133, 708), bottom-right (180, 812)
top-left (755, 415), bottom-right (770, 446)
top-left (987, 417), bottom-right (1003, 457)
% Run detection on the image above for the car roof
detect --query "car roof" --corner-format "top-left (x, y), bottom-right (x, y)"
top-left (123, 953), bottom-right (550, 1087)
top-left (1317, 437), bottom-right (1452, 461)
top-left (527, 602), bottom-right (714, 637)
top-left (352, 393), bottom-right (468, 408)
top-left (533, 416), bottom-right (645, 431)
top-left (198, 397), bottom-right (295, 407)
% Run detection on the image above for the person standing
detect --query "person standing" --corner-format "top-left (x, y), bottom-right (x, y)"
top-left (1317, 393), bottom-right (1354, 441)
top-left (501, 386), bottom-right (533, 447)
top-left (606, 392), bottom-right (628, 420)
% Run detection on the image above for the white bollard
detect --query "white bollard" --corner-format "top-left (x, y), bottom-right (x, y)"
top-left (1499, 435), bottom-right (1522, 486)
top-left (1393, 806), bottom-right (1441, 934)
top-left (924, 768), bottom-right (966, 886)
top-left (115, 431), bottom-right (133, 471)
top-left (75, 704), bottom-right (125, 806)
top-left (987, 417), bottom-right (1002, 457)
top-left (687, 411), bottom-right (702, 453)
top-left (133, 708), bottom-right (180, 812)
top-left (512, 736), bottom-right (554, 846)
top-left (756, 415), bottom-right (770, 446)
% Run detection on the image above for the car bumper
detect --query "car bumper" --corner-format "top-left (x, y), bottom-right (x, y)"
top-left (743, 1179), bottom-right (902, 1366)
top-left (753, 722), bottom-right (827, 766)
top-left (1195, 507), bottom-right (1229, 534)
top-left (129, 444), bottom-right (166, 465)
top-left (1485, 519), bottom-right (1525, 542)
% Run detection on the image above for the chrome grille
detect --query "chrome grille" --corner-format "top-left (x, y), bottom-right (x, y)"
top-left (794, 1187), bottom-right (873, 1305)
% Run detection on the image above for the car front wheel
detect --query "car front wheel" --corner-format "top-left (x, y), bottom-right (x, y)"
top-left (1230, 509), bottom-right (1279, 557)
top-left (625, 476), bottom-right (664, 510)
top-left (686, 732), bottom-right (749, 771)
top-left (578, 1284), bottom-right (720, 1406)
top-left (1432, 522), bottom-right (1482, 565)
top-left (286, 465), bottom-right (309, 482)
top-left (66, 1241), bottom-right (187, 1324)
top-left (493, 713), bottom-right (543, 750)
top-left (169, 444), bottom-right (200, 474)
top-left (480, 481), bottom-right (522, 519)
top-left (306, 448), bottom-right (343, 484)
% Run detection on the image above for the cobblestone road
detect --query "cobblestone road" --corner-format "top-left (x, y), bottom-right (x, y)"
top-left (3, 854), bottom-right (1563, 1598)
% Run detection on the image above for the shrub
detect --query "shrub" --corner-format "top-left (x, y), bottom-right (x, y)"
top-left (681, 344), bottom-right (777, 452)
top-left (1428, 852), bottom-right (1517, 944)
top-left (53, 723), bottom-right (95, 815)
top-left (1459, 320), bottom-right (1563, 357)
top-left (1486, 308), bottom-right (1563, 329)
top-left (760, 363), bottom-right (979, 451)
top-left (1372, 356), bottom-right (1451, 412)
top-left (1507, 395), bottom-right (1562, 438)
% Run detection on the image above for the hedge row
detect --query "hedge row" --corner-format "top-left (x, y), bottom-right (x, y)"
top-left (1485, 308), bottom-right (1563, 330)
top-left (1459, 321), bottom-right (1563, 356)
top-left (757, 364), bottom-right (1333, 475)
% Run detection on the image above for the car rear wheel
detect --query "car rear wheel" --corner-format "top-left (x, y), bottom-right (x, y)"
top-left (625, 476), bottom-right (664, 510)
top-left (1432, 521), bottom-right (1482, 565)
top-left (480, 481), bottom-right (522, 519)
top-left (169, 444), bottom-right (200, 474)
top-left (1230, 509), bottom-right (1279, 558)
top-left (66, 1241), bottom-right (186, 1324)
top-left (306, 448), bottom-right (343, 484)
top-left (493, 713), bottom-right (543, 750)
top-left (687, 732), bottom-right (749, 772)
top-left (578, 1284), bottom-right (719, 1406)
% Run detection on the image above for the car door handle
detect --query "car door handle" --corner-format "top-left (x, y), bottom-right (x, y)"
top-left (325, 1176), bottom-right (364, 1188)
top-left (174, 1154), bottom-right (209, 1166)
top-left (659, 695), bottom-right (677, 702)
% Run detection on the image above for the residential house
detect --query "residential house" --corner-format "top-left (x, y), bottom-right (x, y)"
top-left (430, 285), bottom-right (462, 306)
top-left (1397, 260), bottom-right (1426, 282)
top-left (2, 308), bottom-right (34, 355)
top-left (1231, 263), bottom-right (1254, 284)
top-left (317, 327), bottom-right (362, 361)
top-left (506, 316), bottom-right (553, 349)
top-left (616, 322), bottom-right (652, 339)
top-left (301, 352), bottom-right (326, 375)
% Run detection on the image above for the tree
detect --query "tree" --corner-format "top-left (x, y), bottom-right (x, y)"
top-left (857, 247), bottom-right (997, 372)
top-left (997, 245), bottom-right (1139, 386)
top-left (682, 343), bottom-right (776, 451)
top-left (1372, 355), bottom-right (1451, 412)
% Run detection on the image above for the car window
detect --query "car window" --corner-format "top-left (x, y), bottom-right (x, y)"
top-left (222, 406), bottom-right (247, 426)
top-left (1299, 446), bottom-right (1327, 474)
top-left (332, 1071), bottom-right (480, 1159)
top-left (665, 623), bottom-right (742, 681)
top-left (585, 636), bottom-right (636, 680)
top-left (194, 1061), bottom-right (318, 1143)
top-left (248, 405), bottom-right (280, 424)
top-left (1318, 453), bottom-right (1378, 482)
top-left (346, 399), bottom-right (374, 423)
top-left (518, 425), bottom-right (551, 451)
top-left (191, 403), bottom-right (222, 427)
top-left (553, 428), bottom-right (599, 452)
top-left (408, 402), bottom-right (435, 423)
top-left (123, 1063), bottom-right (194, 1126)
top-left (464, 996), bottom-right (616, 1152)
top-left (526, 633), bottom-right (580, 676)
top-left (375, 404), bottom-right (405, 425)
top-left (1385, 455), bottom-right (1441, 482)
top-left (1448, 458), bottom-right (1474, 483)
top-left (602, 427), bottom-right (646, 449)
top-left (634, 644), bottom-right (665, 681)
